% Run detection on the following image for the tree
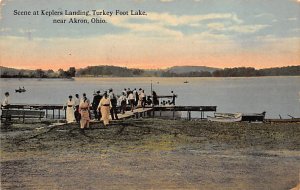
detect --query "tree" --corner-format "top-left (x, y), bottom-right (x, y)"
top-left (67, 67), bottom-right (76, 77)
top-left (35, 69), bottom-right (45, 78)
top-left (58, 69), bottom-right (66, 78)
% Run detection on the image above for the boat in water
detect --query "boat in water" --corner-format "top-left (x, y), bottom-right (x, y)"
top-left (15, 87), bottom-right (26, 93)
top-left (183, 81), bottom-right (189, 84)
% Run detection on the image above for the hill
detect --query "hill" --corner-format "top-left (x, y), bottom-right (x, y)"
top-left (76, 65), bottom-right (144, 77)
top-left (166, 66), bottom-right (218, 74)
top-left (0, 66), bottom-right (33, 76)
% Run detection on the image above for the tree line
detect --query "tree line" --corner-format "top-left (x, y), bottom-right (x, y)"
top-left (0, 67), bottom-right (76, 78)
top-left (160, 66), bottom-right (300, 77)
top-left (1, 65), bottom-right (299, 78)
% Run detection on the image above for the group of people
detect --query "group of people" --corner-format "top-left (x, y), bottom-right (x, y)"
top-left (65, 88), bottom-right (160, 130)
top-left (1, 88), bottom-right (176, 131)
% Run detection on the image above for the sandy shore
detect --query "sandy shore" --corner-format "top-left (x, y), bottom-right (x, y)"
top-left (1, 119), bottom-right (300, 190)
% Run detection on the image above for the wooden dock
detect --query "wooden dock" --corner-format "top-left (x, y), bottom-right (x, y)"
top-left (115, 107), bottom-right (154, 120)
top-left (2, 104), bottom-right (217, 122)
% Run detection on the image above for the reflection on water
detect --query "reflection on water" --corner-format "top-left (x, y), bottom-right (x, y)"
top-left (1, 77), bottom-right (299, 118)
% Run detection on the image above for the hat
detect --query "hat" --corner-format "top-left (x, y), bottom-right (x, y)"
top-left (96, 90), bottom-right (100, 94)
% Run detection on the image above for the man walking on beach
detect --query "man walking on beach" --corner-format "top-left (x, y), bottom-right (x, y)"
top-left (74, 94), bottom-right (80, 123)
top-left (109, 89), bottom-right (119, 120)
top-left (92, 91), bottom-right (102, 120)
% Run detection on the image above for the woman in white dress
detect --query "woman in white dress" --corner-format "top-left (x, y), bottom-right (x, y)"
top-left (66, 95), bottom-right (76, 123)
top-left (98, 92), bottom-right (111, 126)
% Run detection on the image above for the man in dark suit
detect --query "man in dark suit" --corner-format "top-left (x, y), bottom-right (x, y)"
top-left (92, 91), bottom-right (102, 120)
top-left (109, 89), bottom-right (119, 120)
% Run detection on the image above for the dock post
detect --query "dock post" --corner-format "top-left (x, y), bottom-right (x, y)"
top-left (52, 109), bottom-right (55, 119)
top-left (173, 108), bottom-right (175, 119)
top-left (200, 111), bottom-right (204, 120)
top-left (46, 109), bottom-right (48, 118)
top-left (23, 110), bottom-right (25, 123)
top-left (188, 111), bottom-right (191, 121)
top-left (58, 109), bottom-right (60, 119)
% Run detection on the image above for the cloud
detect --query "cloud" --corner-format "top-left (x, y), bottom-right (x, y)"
top-left (0, 27), bottom-right (11, 32)
top-left (287, 17), bottom-right (297, 21)
top-left (143, 12), bottom-right (243, 26)
top-left (226, 25), bottom-right (270, 33)
top-left (105, 12), bottom-right (246, 38)
top-left (254, 13), bottom-right (273, 18)
top-left (207, 22), bottom-right (269, 33)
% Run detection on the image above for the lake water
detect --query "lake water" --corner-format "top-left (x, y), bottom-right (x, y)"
top-left (1, 77), bottom-right (299, 119)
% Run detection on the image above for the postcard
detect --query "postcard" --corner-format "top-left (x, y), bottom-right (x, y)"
top-left (1, 0), bottom-right (299, 189)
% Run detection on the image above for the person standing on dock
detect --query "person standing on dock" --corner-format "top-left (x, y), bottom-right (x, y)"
top-left (1, 92), bottom-right (10, 109)
top-left (152, 91), bottom-right (159, 106)
top-left (74, 94), bottom-right (80, 123)
top-left (140, 90), bottom-right (146, 108)
top-left (171, 91), bottom-right (176, 105)
top-left (109, 89), bottom-right (118, 120)
top-left (92, 91), bottom-right (102, 121)
top-left (79, 95), bottom-right (91, 130)
top-left (133, 88), bottom-right (138, 106)
top-left (118, 92), bottom-right (127, 114)
top-left (98, 92), bottom-right (111, 126)
top-left (128, 91), bottom-right (135, 112)
top-left (66, 95), bottom-right (76, 123)
top-left (138, 89), bottom-right (146, 108)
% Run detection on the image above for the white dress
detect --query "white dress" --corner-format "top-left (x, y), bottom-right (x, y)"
top-left (66, 99), bottom-right (76, 123)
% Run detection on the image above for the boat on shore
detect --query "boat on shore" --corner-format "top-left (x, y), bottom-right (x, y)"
top-left (208, 113), bottom-right (242, 122)
top-left (208, 112), bottom-right (266, 122)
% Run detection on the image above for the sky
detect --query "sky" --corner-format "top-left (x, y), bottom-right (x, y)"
top-left (0, 0), bottom-right (299, 70)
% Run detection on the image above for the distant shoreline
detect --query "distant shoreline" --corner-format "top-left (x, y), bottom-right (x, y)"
top-left (1, 65), bottom-right (299, 78)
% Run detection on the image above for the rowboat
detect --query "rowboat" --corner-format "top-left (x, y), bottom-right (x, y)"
top-left (208, 113), bottom-right (242, 122)
top-left (241, 112), bottom-right (266, 122)
top-left (208, 112), bottom-right (266, 122)
top-left (15, 87), bottom-right (26, 93)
